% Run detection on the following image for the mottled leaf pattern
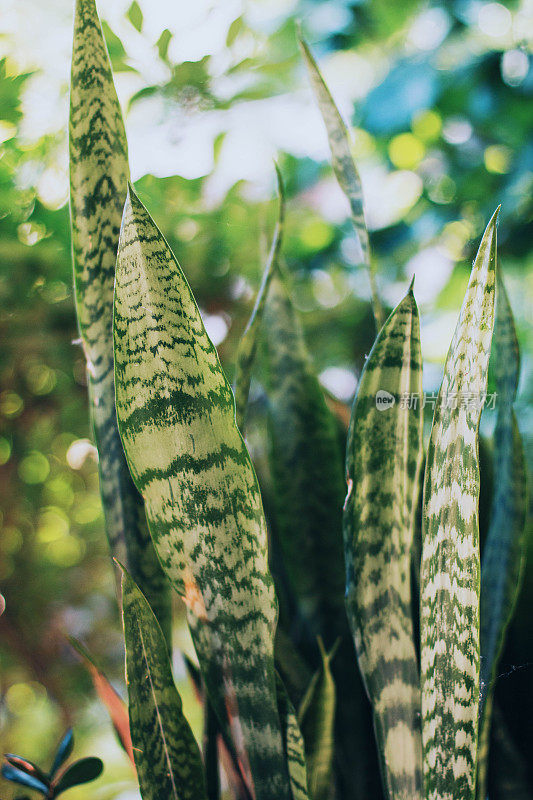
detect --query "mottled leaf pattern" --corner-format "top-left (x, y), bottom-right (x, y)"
top-left (234, 165), bottom-right (285, 431)
top-left (114, 188), bottom-right (291, 800)
top-left (299, 36), bottom-right (383, 328)
top-left (263, 269), bottom-right (383, 800)
top-left (420, 209), bottom-right (499, 800)
top-left (343, 287), bottom-right (423, 800)
top-left (69, 0), bottom-right (171, 641)
top-left (121, 566), bottom-right (207, 800)
top-left (297, 639), bottom-right (337, 800)
top-left (477, 274), bottom-right (527, 799)
top-left (276, 676), bottom-right (310, 800)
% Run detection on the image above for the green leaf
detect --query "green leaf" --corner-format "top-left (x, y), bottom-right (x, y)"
top-left (51, 758), bottom-right (103, 797)
top-left (276, 675), bottom-right (310, 800)
top-left (343, 285), bottom-right (423, 800)
top-left (69, 0), bottom-right (171, 644)
top-left (477, 275), bottom-right (528, 799)
top-left (121, 566), bottom-right (207, 800)
top-left (127, 0), bottom-right (143, 32)
top-left (297, 639), bottom-right (337, 800)
top-left (234, 164), bottom-right (285, 431)
top-left (156, 29), bottom-right (172, 61)
top-left (262, 269), bottom-right (383, 800)
top-left (113, 187), bottom-right (292, 800)
top-left (420, 208), bottom-right (499, 800)
top-left (298, 36), bottom-right (383, 329)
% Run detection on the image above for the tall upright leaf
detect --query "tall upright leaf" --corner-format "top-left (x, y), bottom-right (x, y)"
top-left (297, 639), bottom-right (337, 800)
top-left (276, 676), bottom-right (310, 800)
top-left (120, 566), bottom-right (207, 800)
top-left (234, 165), bottom-right (285, 431)
top-left (262, 270), bottom-right (383, 799)
top-left (299, 36), bottom-right (383, 329)
top-left (420, 209), bottom-right (499, 800)
top-left (343, 286), bottom-right (423, 800)
top-left (114, 188), bottom-right (292, 800)
top-left (477, 275), bottom-right (527, 799)
top-left (69, 0), bottom-right (170, 641)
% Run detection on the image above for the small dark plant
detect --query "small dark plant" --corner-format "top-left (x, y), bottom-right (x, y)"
top-left (2, 729), bottom-right (103, 799)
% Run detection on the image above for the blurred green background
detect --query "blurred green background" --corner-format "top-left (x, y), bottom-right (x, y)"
top-left (0, 0), bottom-right (532, 797)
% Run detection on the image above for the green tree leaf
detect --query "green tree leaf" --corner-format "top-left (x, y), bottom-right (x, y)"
top-left (69, 0), bottom-right (171, 643)
top-left (127, 0), bottom-right (143, 32)
top-left (420, 208), bottom-right (499, 800)
top-left (120, 566), bottom-right (207, 800)
top-left (343, 285), bottom-right (423, 800)
top-left (477, 274), bottom-right (528, 799)
top-left (297, 639), bottom-right (337, 800)
top-left (298, 36), bottom-right (383, 329)
top-left (113, 187), bottom-right (292, 800)
top-left (234, 164), bottom-right (285, 431)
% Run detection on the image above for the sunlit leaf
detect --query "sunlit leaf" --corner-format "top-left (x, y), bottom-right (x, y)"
top-left (344, 285), bottom-right (424, 800)
top-left (420, 208), bottom-right (499, 800)
top-left (127, 1), bottom-right (143, 33)
top-left (113, 187), bottom-right (292, 800)
top-left (298, 35), bottom-right (383, 329)
top-left (69, 0), bottom-right (171, 642)
top-left (120, 566), bottom-right (207, 800)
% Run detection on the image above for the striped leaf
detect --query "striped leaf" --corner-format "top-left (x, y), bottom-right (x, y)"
top-left (120, 566), bottom-right (207, 800)
top-left (262, 270), bottom-right (383, 800)
top-left (69, 0), bottom-right (171, 642)
top-left (420, 208), bottom-right (499, 800)
top-left (343, 286), bottom-right (423, 800)
top-left (299, 36), bottom-right (383, 329)
top-left (477, 275), bottom-right (527, 799)
top-left (276, 676), bottom-right (310, 800)
top-left (114, 188), bottom-right (292, 800)
top-left (234, 165), bottom-right (285, 431)
top-left (297, 639), bottom-right (337, 800)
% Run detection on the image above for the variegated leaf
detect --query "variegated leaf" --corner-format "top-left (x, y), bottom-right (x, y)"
top-left (262, 270), bottom-right (383, 800)
top-left (277, 675), bottom-right (310, 800)
top-left (234, 164), bottom-right (285, 431)
top-left (477, 274), bottom-right (527, 800)
top-left (298, 36), bottom-right (383, 328)
top-left (420, 208), bottom-right (499, 800)
top-left (297, 639), bottom-right (337, 800)
top-left (120, 566), bottom-right (207, 800)
top-left (114, 188), bottom-right (292, 800)
top-left (343, 286), bottom-right (423, 800)
top-left (69, 0), bottom-right (171, 642)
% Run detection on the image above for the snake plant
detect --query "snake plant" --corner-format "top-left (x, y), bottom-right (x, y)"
top-left (68, 3), bottom-right (528, 799)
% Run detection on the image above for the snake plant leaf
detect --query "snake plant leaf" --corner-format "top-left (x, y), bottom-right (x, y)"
top-left (276, 676), bottom-right (310, 800)
top-left (476, 275), bottom-right (527, 800)
top-left (51, 758), bottom-right (104, 797)
top-left (69, 0), bottom-right (171, 643)
top-left (69, 637), bottom-right (134, 764)
top-left (234, 164), bottom-right (285, 431)
top-left (298, 36), bottom-right (382, 329)
top-left (114, 187), bottom-right (291, 800)
top-left (297, 639), bottom-right (337, 800)
top-left (263, 269), bottom-right (383, 800)
top-left (343, 286), bottom-right (423, 800)
top-left (1, 764), bottom-right (49, 795)
top-left (420, 208), bottom-right (499, 800)
top-left (120, 566), bottom-right (208, 800)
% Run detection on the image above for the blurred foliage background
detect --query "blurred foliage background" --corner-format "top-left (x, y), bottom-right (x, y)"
top-left (0, 0), bottom-right (532, 797)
